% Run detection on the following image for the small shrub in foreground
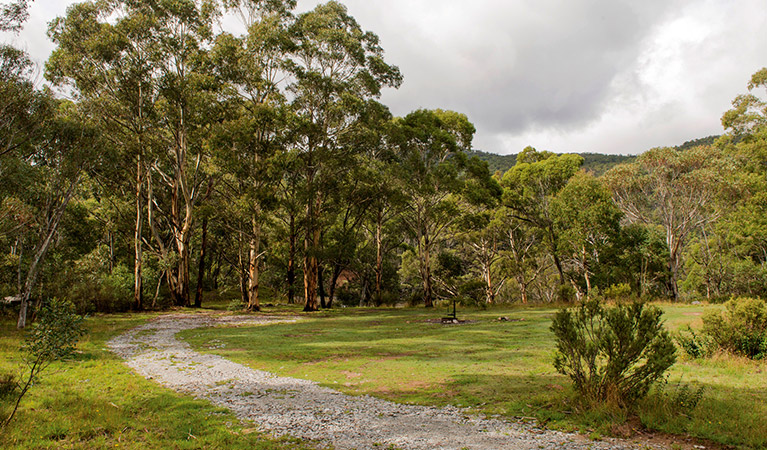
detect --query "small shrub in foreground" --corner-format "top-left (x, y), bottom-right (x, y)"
top-left (702, 297), bottom-right (767, 359)
top-left (551, 298), bottom-right (677, 407)
top-left (2, 299), bottom-right (87, 427)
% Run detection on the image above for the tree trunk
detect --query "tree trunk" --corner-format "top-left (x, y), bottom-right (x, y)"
top-left (194, 214), bottom-right (208, 308)
top-left (236, 234), bottom-right (248, 307)
top-left (485, 266), bottom-right (495, 305)
top-left (287, 213), bottom-right (296, 304)
top-left (318, 264), bottom-right (327, 309)
top-left (548, 226), bottom-right (566, 287)
top-left (303, 197), bottom-right (321, 312)
top-left (669, 253), bottom-right (680, 302)
top-left (327, 264), bottom-right (341, 309)
top-left (134, 157), bottom-right (144, 311)
top-left (17, 176), bottom-right (79, 329)
top-left (375, 211), bottom-right (383, 305)
top-left (247, 217), bottom-right (261, 312)
top-left (303, 251), bottom-right (318, 311)
top-left (520, 279), bottom-right (529, 304)
top-left (422, 239), bottom-right (434, 308)
top-left (303, 161), bottom-right (319, 312)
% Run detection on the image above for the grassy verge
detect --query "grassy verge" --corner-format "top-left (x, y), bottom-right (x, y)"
top-left (0, 311), bottom-right (316, 450)
top-left (180, 303), bottom-right (767, 450)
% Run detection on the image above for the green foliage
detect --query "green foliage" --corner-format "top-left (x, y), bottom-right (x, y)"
top-left (674, 325), bottom-right (713, 359)
top-left (0, 373), bottom-right (17, 399)
top-left (469, 150), bottom-right (635, 177)
top-left (551, 298), bottom-right (677, 407)
top-left (702, 297), bottom-right (767, 359)
top-left (457, 278), bottom-right (486, 308)
top-left (3, 298), bottom-right (87, 427)
top-left (643, 377), bottom-right (706, 420)
top-left (23, 298), bottom-right (86, 366)
top-left (603, 283), bottom-right (632, 300)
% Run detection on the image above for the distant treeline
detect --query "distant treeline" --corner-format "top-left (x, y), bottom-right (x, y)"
top-left (473, 135), bottom-right (722, 176)
top-left (470, 150), bottom-right (636, 176)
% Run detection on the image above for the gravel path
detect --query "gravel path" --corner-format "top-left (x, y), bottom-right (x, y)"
top-left (108, 313), bottom-right (652, 450)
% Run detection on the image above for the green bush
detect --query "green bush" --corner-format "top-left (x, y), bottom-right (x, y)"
top-left (675, 325), bottom-right (713, 359)
top-left (3, 299), bottom-right (87, 427)
top-left (551, 298), bottom-right (677, 407)
top-left (603, 283), bottom-right (632, 300)
top-left (0, 373), bottom-right (17, 399)
top-left (702, 297), bottom-right (767, 359)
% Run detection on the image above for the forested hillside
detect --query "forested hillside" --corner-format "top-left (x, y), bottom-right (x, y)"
top-left (471, 139), bottom-right (726, 177)
top-left (1, 0), bottom-right (767, 329)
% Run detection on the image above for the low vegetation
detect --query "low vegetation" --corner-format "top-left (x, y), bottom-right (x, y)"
top-left (0, 311), bottom-right (316, 450)
top-left (551, 299), bottom-right (677, 407)
top-left (179, 303), bottom-right (766, 450)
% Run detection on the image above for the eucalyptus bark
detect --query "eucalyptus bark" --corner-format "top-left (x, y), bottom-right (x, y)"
top-left (374, 210), bottom-right (383, 304)
top-left (287, 213), bottom-right (296, 304)
top-left (134, 156), bottom-right (144, 310)
top-left (194, 214), bottom-right (208, 308)
top-left (247, 216), bottom-right (261, 312)
top-left (17, 176), bottom-right (79, 329)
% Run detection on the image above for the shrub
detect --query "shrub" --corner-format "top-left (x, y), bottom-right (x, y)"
top-left (551, 298), bottom-right (677, 407)
top-left (0, 373), bottom-right (17, 399)
top-left (675, 326), bottom-right (713, 359)
top-left (457, 279), bottom-right (487, 308)
top-left (2, 299), bottom-right (87, 427)
top-left (702, 297), bottom-right (767, 359)
top-left (604, 283), bottom-right (632, 300)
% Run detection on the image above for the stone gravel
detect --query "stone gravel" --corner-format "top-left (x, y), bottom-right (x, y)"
top-left (108, 313), bottom-right (655, 450)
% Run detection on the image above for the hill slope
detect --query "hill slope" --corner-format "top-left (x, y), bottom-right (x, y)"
top-left (471, 135), bottom-right (721, 176)
top-left (470, 150), bottom-right (635, 176)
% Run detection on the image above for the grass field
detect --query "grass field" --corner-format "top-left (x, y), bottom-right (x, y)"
top-left (1, 302), bottom-right (765, 449)
top-left (178, 303), bottom-right (767, 450)
top-left (0, 310), bottom-right (316, 450)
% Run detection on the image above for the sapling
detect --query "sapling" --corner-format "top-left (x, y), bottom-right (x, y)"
top-left (2, 299), bottom-right (86, 427)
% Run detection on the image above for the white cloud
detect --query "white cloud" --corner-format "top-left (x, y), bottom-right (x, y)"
top-left (4, 0), bottom-right (766, 155)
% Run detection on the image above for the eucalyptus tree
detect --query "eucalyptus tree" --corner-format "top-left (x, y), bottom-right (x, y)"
top-left (453, 158), bottom-right (503, 305)
top-left (495, 208), bottom-right (548, 304)
top-left (551, 171), bottom-right (622, 297)
top-left (603, 146), bottom-right (729, 301)
top-left (0, 0), bottom-right (97, 328)
top-left (14, 104), bottom-right (103, 328)
top-left (358, 114), bottom-right (406, 306)
top-left (500, 147), bottom-right (583, 289)
top-left (288, 1), bottom-right (401, 311)
top-left (210, 0), bottom-right (295, 311)
top-left (0, 0), bottom-right (30, 33)
top-left (395, 109), bottom-right (476, 307)
top-left (721, 67), bottom-right (767, 138)
top-left (47, 0), bottom-right (164, 310)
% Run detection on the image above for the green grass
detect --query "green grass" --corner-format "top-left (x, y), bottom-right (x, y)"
top-left (180, 303), bottom-right (767, 450)
top-left (0, 311), bottom-right (317, 450)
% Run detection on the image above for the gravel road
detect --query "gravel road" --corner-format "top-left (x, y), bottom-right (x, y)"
top-left (108, 313), bottom-right (654, 450)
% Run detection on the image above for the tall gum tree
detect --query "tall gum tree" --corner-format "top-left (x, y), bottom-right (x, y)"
top-left (145, 0), bottom-right (220, 307)
top-left (551, 171), bottom-right (622, 297)
top-left (500, 147), bottom-right (583, 291)
top-left (211, 0), bottom-right (295, 311)
top-left (47, 0), bottom-right (163, 310)
top-left (395, 109), bottom-right (476, 307)
top-left (288, 1), bottom-right (401, 311)
top-left (603, 146), bottom-right (730, 301)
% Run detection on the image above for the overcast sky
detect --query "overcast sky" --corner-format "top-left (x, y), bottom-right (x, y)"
top-left (3, 0), bottom-right (766, 155)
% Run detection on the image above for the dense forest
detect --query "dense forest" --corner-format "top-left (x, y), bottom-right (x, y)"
top-left (470, 150), bottom-right (636, 176)
top-left (2, 0), bottom-right (767, 330)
